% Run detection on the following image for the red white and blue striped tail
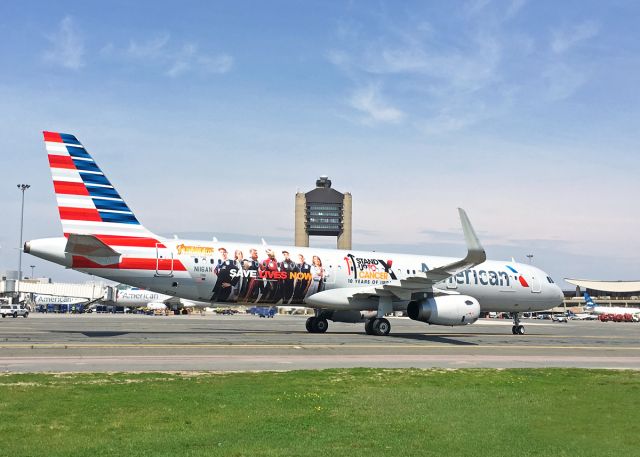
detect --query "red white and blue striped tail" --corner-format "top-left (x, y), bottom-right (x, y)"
top-left (44, 131), bottom-right (156, 240)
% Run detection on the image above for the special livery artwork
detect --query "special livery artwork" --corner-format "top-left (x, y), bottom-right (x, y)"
top-left (177, 244), bottom-right (332, 304)
top-left (176, 242), bottom-right (532, 305)
top-left (177, 243), bottom-right (403, 305)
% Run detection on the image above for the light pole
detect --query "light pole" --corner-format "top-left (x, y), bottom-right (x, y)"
top-left (17, 184), bottom-right (30, 280)
top-left (526, 254), bottom-right (534, 264)
top-left (30, 265), bottom-right (36, 279)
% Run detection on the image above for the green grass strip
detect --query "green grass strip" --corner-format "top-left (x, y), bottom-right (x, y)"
top-left (0, 369), bottom-right (638, 457)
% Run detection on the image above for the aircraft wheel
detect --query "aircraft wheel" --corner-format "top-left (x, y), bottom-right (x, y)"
top-left (12, 312), bottom-right (17, 318)
top-left (312, 317), bottom-right (329, 333)
top-left (511, 326), bottom-right (517, 335)
top-left (517, 325), bottom-right (525, 335)
top-left (364, 319), bottom-right (375, 335)
top-left (372, 318), bottom-right (391, 336)
top-left (305, 317), bottom-right (315, 333)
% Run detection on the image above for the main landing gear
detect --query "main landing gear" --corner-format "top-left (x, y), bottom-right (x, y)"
top-left (511, 312), bottom-right (525, 335)
top-left (364, 318), bottom-right (391, 336)
top-left (305, 297), bottom-right (395, 336)
top-left (305, 315), bottom-right (392, 336)
top-left (305, 316), bottom-right (328, 333)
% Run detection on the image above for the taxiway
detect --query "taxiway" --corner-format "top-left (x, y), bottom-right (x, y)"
top-left (0, 314), bottom-right (638, 372)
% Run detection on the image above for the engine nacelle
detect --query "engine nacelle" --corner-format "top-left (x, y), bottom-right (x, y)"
top-left (407, 295), bottom-right (480, 326)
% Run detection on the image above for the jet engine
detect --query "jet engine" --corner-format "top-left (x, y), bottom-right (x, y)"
top-left (406, 295), bottom-right (480, 326)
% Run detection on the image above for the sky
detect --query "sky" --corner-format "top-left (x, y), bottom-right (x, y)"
top-left (1, 0), bottom-right (639, 289)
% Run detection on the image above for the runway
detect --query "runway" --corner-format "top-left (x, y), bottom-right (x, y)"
top-left (1, 314), bottom-right (639, 372)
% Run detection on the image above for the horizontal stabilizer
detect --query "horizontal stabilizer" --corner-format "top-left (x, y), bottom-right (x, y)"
top-left (65, 234), bottom-right (121, 265)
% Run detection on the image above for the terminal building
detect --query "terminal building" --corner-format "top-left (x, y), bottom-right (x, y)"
top-left (563, 278), bottom-right (640, 309)
top-left (0, 269), bottom-right (112, 307)
top-left (294, 176), bottom-right (352, 249)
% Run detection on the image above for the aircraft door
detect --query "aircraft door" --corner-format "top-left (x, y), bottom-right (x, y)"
top-left (155, 243), bottom-right (174, 277)
top-left (323, 264), bottom-right (335, 285)
top-left (530, 274), bottom-right (541, 293)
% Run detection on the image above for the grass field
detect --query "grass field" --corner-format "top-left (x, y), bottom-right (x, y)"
top-left (0, 369), bottom-right (638, 456)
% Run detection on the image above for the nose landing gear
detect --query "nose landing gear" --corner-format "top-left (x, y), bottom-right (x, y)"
top-left (305, 316), bottom-right (328, 333)
top-left (511, 312), bottom-right (525, 335)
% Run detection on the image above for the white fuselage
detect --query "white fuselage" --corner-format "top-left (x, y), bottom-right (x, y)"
top-left (26, 236), bottom-right (564, 314)
top-left (115, 289), bottom-right (173, 306)
top-left (33, 295), bottom-right (88, 306)
top-left (588, 305), bottom-right (640, 315)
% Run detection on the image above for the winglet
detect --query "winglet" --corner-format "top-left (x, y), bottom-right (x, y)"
top-left (458, 208), bottom-right (486, 266)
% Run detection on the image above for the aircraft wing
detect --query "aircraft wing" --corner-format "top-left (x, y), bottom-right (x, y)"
top-left (326, 208), bottom-right (486, 303)
top-left (161, 296), bottom-right (183, 306)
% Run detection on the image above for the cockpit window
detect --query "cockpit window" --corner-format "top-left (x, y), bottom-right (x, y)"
top-left (546, 276), bottom-right (555, 284)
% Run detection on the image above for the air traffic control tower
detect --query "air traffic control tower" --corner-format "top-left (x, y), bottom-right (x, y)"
top-left (295, 176), bottom-right (352, 249)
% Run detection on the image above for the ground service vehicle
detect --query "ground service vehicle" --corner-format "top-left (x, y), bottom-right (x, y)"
top-left (0, 304), bottom-right (29, 318)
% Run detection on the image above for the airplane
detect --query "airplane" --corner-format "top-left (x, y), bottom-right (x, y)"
top-left (32, 294), bottom-right (88, 308)
top-left (565, 310), bottom-right (597, 321)
top-left (25, 131), bottom-right (564, 336)
top-left (583, 292), bottom-right (640, 316)
top-left (29, 287), bottom-right (197, 313)
top-left (114, 287), bottom-right (202, 310)
top-left (32, 294), bottom-right (87, 305)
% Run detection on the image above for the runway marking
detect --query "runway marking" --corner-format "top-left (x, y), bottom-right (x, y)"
top-left (211, 332), bottom-right (638, 340)
top-left (1, 355), bottom-right (639, 364)
top-left (1, 331), bottom-right (637, 340)
top-left (0, 331), bottom-right (49, 334)
top-left (1, 343), bottom-right (639, 350)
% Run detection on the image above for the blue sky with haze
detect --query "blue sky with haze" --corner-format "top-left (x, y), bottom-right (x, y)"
top-left (1, 0), bottom-right (639, 288)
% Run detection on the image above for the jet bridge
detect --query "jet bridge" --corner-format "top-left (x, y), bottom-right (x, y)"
top-left (0, 279), bottom-right (114, 301)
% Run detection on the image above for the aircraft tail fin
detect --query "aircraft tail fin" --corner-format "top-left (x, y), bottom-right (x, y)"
top-left (583, 292), bottom-right (597, 309)
top-left (43, 131), bottom-right (157, 242)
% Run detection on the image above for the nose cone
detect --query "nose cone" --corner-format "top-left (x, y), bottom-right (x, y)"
top-left (553, 285), bottom-right (564, 306)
